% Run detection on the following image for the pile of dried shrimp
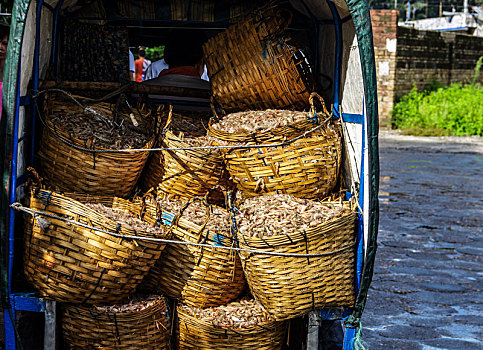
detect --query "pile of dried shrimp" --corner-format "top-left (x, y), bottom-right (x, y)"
top-left (210, 110), bottom-right (312, 134)
top-left (180, 299), bottom-right (272, 328)
top-left (157, 198), bottom-right (230, 234)
top-left (83, 202), bottom-right (164, 236)
top-left (96, 295), bottom-right (164, 314)
top-left (236, 194), bottom-right (349, 238)
top-left (50, 112), bottom-right (150, 149)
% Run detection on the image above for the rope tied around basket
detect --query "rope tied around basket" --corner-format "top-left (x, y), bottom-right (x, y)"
top-left (139, 189), bottom-right (169, 228)
top-left (12, 202), bottom-right (356, 258)
top-left (33, 112), bottom-right (333, 154)
top-left (301, 229), bottom-right (311, 264)
top-left (174, 196), bottom-right (213, 244)
top-left (113, 312), bottom-right (121, 345)
top-left (34, 88), bottom-right (115, 128)
top-left (227, 191), bottom-right (240, 248)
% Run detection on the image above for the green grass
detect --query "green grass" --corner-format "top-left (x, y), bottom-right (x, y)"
top-left (392, 57), bottom-right (483, 136)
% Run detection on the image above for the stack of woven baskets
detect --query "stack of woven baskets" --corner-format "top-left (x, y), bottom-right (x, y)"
top-left (24, 187), bottom-right (172, 349)
top-left (20, 2), bottom-right (358, 349)
top-left (26, 89), bottom-right (173, 348)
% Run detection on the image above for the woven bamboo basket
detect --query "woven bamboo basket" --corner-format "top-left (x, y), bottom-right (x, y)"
top-left (236, 204), bottom-right (357, 321)
top-left (225, 119), bottom-right (342, 200)
top-left (203, 2), bottom-right (312, 111)
top-left (137, 196), bottom-right (246, 308)
top-left (38, 92), bottom-right (155, 197)
top-left (208, 93), bottom-right (340, 200)
top-left (177, 305), bottom-right (287, 350)
top-left (141, 108), bottom-right (231, 204)
top-left (24, 188), bottom-right (168, 304)
top-left (63, 296), bottom-right (170, 349)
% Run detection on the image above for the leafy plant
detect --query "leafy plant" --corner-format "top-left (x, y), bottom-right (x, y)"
top-left (470, 56), bottom-right (482, 86)
top-left (392, 59), bottom-right (483, 136)
top-left (391, 83), bottom-right (483, 136)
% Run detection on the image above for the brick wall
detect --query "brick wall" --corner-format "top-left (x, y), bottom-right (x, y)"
top-left (370, 10), bottom-right (483, 127)
top-left (395, 28), bottom-right (483, 99)
top-left (370, 10), bottom-right (398, 128)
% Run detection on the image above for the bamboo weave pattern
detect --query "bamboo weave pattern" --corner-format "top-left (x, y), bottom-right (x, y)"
top-left (203, 3), bottom-right (312, 111)
top-left (38, 94), bottom-right (154, 197)
top-left (63, 296), bottom-right (170, 349)
top-left (24, 189), bottom-right (167, 304)
top-left (237, 209), bottom-right (357, 320)
top-left (177, 306), bottom-right (287, 350)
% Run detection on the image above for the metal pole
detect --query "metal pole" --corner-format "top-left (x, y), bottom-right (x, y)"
top-left (463, 0), bottom-right (468, 13)
top-left (44, 300), bottom-right (56, 350)
top-left (326, 0), bottom-right (342, 119)
top-left (4, 56), bottom-right (22, 350)
top-left (31, 0), bottom-right (44, 165)
top-left (307, 312), bottom-right (321, 350)
top-left (51, 0), bottom-right (66, 72)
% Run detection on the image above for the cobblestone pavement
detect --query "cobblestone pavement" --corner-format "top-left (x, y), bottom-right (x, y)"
top-left (362, 131), bottom-right (483, 349)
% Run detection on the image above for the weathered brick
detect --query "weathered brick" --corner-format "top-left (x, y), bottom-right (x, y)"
top-left (369, 9), bottom-right (482, 127)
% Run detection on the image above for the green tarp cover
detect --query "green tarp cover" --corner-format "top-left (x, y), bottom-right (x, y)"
top-left (0, 0), bottom-right (29, 307)
top-left (345, 0), bottom-right (380, 328)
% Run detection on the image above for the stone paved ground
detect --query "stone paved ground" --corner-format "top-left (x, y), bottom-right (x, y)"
top-left (362, 131), bottom-right (483, 349)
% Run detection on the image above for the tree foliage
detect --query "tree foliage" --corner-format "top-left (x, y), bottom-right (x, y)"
top-left (144, 46), bottom-right (165, 63)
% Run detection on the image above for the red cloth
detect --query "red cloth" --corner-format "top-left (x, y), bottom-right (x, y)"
top-left (135, 57), bottom-right (145, 82)
top-left (158, 66), bottom-right (201, 78)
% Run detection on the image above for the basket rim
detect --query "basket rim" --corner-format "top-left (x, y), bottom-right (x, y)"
top-left (207, 115), bottom-right (322, 143)
top-left (177, 306), bottom-right (284, 334)
top-left (44, 110), bottom-right (156, 152)
top-left (237, 210), bottom-right (357, 247)
top-left (66, 295), bottom-right (167, 316)
top-left (30, 188), bottom-right (168, 240)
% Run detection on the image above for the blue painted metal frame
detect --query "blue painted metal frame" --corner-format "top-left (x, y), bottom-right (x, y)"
top-left (355, 112), bottom-right (365, 295)
top-left (342, 113), bottom-right (363, 124)
top-left (326, 0), bottom-right (342, 119)
top-left (3, 55), bottom-right (22, 350)
top-left (12, 293), bottom-right (46, 312)
top-left (342, 105), bottom-right (366, 350)
top-left (319, 2), bottom-right (365, 348)
top-left (5, 1), bottom-right (50, 348)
